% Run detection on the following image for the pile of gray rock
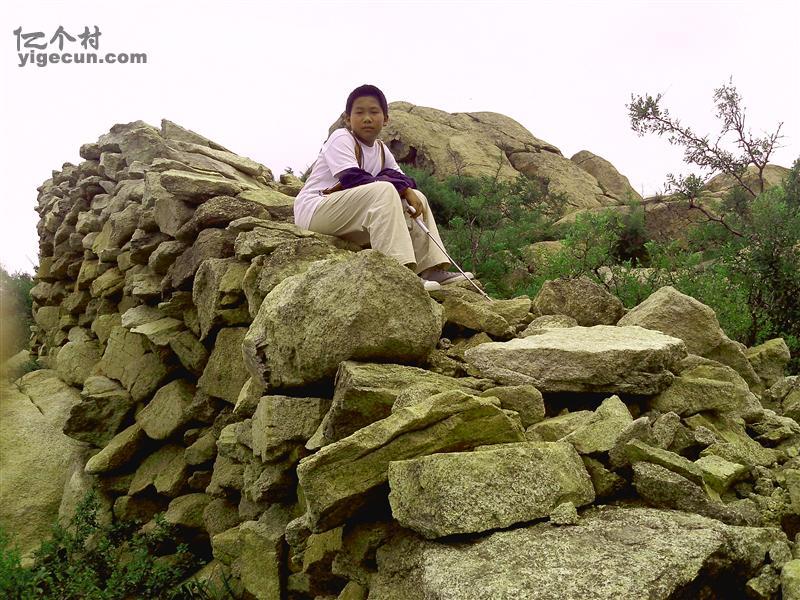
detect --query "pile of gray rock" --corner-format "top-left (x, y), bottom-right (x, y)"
top-left (2, 119), bottom-right (799, 600)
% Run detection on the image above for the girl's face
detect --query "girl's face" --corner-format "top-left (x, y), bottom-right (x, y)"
top-left (345, 95), bottom-right (387, 146)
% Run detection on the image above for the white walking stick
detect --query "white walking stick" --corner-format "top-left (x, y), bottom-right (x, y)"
top-left (403, 200), bottom-right (491, 301)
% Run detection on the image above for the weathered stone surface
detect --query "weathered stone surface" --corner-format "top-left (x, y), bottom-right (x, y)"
top-left (198, 327), bottom-right (249, 403)
top-left (169, 330), bottom-right (208, 376)
top-left (511, 149), bottom-right (615, 213)
top-left (164, 493), bottom-right (211, 529)
top-left (148, 240), bottom-right (189, 274)
top-left (442, 296), bottom-right (514, 338)
top-left (64, 376), bottom-right (135, 447)
top-left (194, 258), bottom-right (250, 339)
top-left (56, 340), bottom-right (102, 387)
top-left (315, 361), bottom-right (485, 446)
top-left (571, 150), bottom-right (643, 202)
top-left (388, 441), bottom-right (594, 538)
top-left (90, 267), bottom-right (124, 297)
top-left (625, 439), bottom-right (705, 486)
top-left (465, 325), bottom-right (686, 394)
top-left (371, 506), bottom-right (783, 600)
top-left (488, 297), bottom-right (533, 328)
top-left (528, 411), bottom-right (594, 442)
top-left (84, 422), bottom-right (147, 474)
top-left (632, 462), bottom-right (759, 526)
top-left (687, 413), bottom-right (779, 468)
top-left (203, 497), bottom-right (241, 537)
top-left (746, 338), bottom-right (791, 390)
top-left (532, 277), bottom-right (625, 326)
top-left (128, 443), bottom-right (187, 497)
top-left (617, 286), bottom-right (760, 390)
top-left (237, 515), bottom-right (288, 600)
top-left (369, 103), bottom-right (622, 214)
top-left (176, 195), bottom-right (269, 241)
top-left (242, 238), bottom-right (348, 318)
top-left (297, 391), bottom-right (524, 532)
top-left (783, 560), bottom-right (800, 600)
top-left (207, 455), bottom-right (244, 494)
top-left (561, 395), bottom-right (633, 454)
top-left (695, 455), bottom-right (749, 494)
top-left (129, 230), bottom-right (169, 264)
top-left (0, 382), bottom-right (85, 563)
top-left (521, 314), bottom-right (579, 337)
top-left (97, 326), bottom-right (170, 402)
top-left (137, 380), bottom-right (196, 440)
top-left (582, 455), bottom-right (627, 499)
top-left (763, 376), bottom-right (800, 420)
top-left (243, 251), bottom-right (442, 389)
top-left (164, 228), bottom-right (237, 292)
top-left (120, 305), bottom-right (164, 328)
top-left (113, 494), bottom-right (166, 524)
top-left (185, 430), bottom-right (217, 465)
top-left (159, 169), bottom-right (244, 203)
top-left (129, 317), bottom-right (183, 347)
top-left (251, 395), bottom-right (331, 461)
top-left (652, 362), bottom-right (761, 418)
top-left (479, 385), bottom-right (544, 427)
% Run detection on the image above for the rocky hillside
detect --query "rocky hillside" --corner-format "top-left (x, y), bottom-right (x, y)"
top-left (329, 101), bottom-right (641, 215)
top-left (1, 119), bottom-right (799, 599)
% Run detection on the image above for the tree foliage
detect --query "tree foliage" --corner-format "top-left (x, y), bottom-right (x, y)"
top-left (628, 78), bottom-right (784, 198)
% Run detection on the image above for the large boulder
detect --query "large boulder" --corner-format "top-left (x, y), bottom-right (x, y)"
top-left (0, 376), bottom-right (85, 564)
top-left (370, 506), bottom-right (786, 599)
top-left (465, 325), bottom-right (686, 394)
top-left (330, 102), bottom-right (630, 215)
top-left (651, 362), bottom-right (761, 418)
top-left (571, 150), bottom-right (643, 202)
top-left (56, 340), bottom-right (103, 387)
top-left (532, 276), bottom-right (625, 326)
top-left (617, 286), bottom-right (761, 390)
top-left (243, 251), bottom-right (442, 389)
top-left (388, 441), bottom-right (594, 538)
top-left (746, 338), bottom-right (791, 390)
top-left (296, 390), bottom-right (524, 532)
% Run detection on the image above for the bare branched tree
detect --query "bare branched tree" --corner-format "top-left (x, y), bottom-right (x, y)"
top-left (628, 79), bottom-right (784, 238)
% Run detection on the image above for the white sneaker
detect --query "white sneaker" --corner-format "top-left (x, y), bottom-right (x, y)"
top-left (420, 278), bottom-right (442, 291)
top-left (422, 269), bottom-right (475, 285)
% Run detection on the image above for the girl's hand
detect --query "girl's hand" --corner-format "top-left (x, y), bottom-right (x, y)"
top-left (402, 188), bottom-right (425, 219)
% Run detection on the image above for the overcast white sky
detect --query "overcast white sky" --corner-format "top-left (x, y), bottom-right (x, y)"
top-left (1, 0), bottom-right (798, 274)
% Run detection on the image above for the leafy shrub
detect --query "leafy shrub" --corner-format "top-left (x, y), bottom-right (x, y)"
top-left (407, 165), bottom-right (558, 295)
top-left (0, 490), bottom-right (234, 599)
top-left (0, 266), bottom-right (34, 362)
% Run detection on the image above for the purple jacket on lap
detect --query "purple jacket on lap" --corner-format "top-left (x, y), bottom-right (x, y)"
top-left (337, 167), bottom-right (417, 193)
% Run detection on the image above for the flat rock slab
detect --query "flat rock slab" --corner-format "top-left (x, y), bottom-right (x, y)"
top-left (296, 391), bottom-right (524, 533)
top-left (317, 361), bottom-right (487, 445)
top-left (370, 506), bottom-right (785, 600)
top-left (388, 441), bottom-right (594, 538)
top-left (465, 325), bottom-right (687, 394)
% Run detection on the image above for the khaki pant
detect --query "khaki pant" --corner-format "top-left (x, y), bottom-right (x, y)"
top-left (307, 181), bottom-right (450, 273)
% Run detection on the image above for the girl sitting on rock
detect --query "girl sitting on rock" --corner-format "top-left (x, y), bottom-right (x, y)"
top-left (293, 83), bottom-right (472, 291)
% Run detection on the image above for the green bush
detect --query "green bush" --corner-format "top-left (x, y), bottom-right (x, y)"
top-left (516, 162), bottom-right (800, 374)
top-left (0, 491), bottom-right (233, 599)
top-left (0, 266), bottom-right (34, 362)
top-left (407, 165), bottom-right (557, 295)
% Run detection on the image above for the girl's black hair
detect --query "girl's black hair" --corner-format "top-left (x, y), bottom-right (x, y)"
top-left (345, 84), bottom-right (389, 117)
